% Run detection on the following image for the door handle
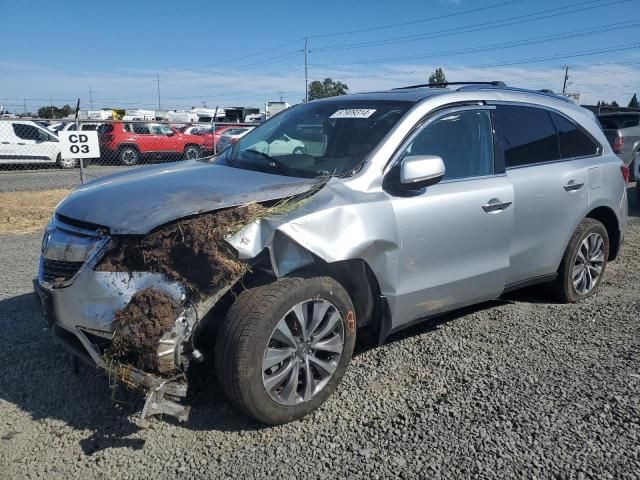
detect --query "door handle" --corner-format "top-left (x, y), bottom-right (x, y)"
top-left (0, 141), bottom-right (9, 144)
top-left (564, 180), bottom-right (584, 191)
top-left (17, 142), bottom-right (26, 145)
top-left (482, 199), bottom-right (512, 213)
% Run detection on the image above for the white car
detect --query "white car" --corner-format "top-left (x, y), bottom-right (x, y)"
top-left (217, 127), bottom-right (254, 151)
top-left (248, 133), bottom-right (306, 156)
top-left (58, 122), bottom-right (102, 132)
top-left (0, 120), bottom-right (77, 168)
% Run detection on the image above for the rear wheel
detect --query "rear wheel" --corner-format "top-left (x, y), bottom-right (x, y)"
top-left (214, 276), bottom-right (356, 424)
top-left (550, 218), bottom-right (609, 303)
top-left (183, 145), bottom-right (202, 160)
top-left (57, 153), bottom-right (77, 169)
top-left (118, 146), bottom-right (139, 166)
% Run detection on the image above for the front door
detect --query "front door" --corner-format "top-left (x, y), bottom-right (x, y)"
top-left (386, 107), bottom-right (514, 329)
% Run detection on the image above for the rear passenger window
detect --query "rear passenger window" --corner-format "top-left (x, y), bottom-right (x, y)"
top-left (549, 112), bottom-right (599, 159)
top-left (132, 123), bottom-right (150, 134)
top-left (494, 105), bottom-right (559, 167)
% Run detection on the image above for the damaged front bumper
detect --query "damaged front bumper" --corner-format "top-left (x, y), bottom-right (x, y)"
top-left (34, 216), bottom-right (201, 421)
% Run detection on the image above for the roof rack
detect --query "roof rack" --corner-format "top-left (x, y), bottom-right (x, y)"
top-left (393, 81), bottom-right (506, 90)
top-left (457, 84), bottom-right (574, 103)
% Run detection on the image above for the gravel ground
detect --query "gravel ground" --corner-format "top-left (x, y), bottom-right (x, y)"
top-left (0, 187), bottom-right (638, 479)
top-left (0, 165), bottom-right (140, 192)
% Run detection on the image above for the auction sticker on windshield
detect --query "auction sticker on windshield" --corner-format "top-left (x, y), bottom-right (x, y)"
top-left (330, 109), bottom-right (377, 119)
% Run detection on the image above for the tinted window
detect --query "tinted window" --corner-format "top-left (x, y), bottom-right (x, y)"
top-left (97, 124), bottom-right (113, 135)
top-left (494, 105), bottom-right (559, 167)
top-left (12, 124), bottom-right (50, 141)
top-left (598, 114), bottom-right (640, 129)
top-left (402, 110), bottom-right (494, 180)
top-left (81, 124), bottom-right (98, 131)
top-left (550, 112), bottom-right (599, 158)
top-left (132, 123), bottom-right (150, 134)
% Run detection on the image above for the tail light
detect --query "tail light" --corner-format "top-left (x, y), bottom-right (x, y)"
top-left (612, 136), bottom-right (624, 154)
top-left (621, 165), bottom-right (630, 183)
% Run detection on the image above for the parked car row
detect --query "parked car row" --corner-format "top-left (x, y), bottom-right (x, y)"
top-left (0, 119), bottom-right (261, 168)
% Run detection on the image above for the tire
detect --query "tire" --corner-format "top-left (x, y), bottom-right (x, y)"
top-left (183, 145), bottom-right (202, 160)
top-left (56, 153), bottom-right (77, 169)
top-left (118, 146), bottom-right (139, 166)
top-left (214, 276), bottom-right (357, 424)
top-left (550, 218), bottom-right (609, 303)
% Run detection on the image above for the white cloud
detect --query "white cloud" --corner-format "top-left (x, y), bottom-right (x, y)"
top-left (0, 60), bottom-right (638, 113)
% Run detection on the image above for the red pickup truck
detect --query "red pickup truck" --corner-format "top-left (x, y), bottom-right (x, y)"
top-left (98, 122), bottom-right (207, 165)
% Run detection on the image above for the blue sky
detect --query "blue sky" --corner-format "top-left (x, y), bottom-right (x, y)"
top-left (1, 0), bottom-right (639, 112)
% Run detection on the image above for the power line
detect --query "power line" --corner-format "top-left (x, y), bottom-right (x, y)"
top-left (311, 0), bottom-right (630, 52)
top-left (307, 0), bottom-right (525, 38)
top-left (311, 20), bottom-right (640, 67)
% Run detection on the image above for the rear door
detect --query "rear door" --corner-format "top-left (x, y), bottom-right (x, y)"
top-left (130, 123), bottom-right (154, 153)
top-left (492, 104), bottom-right (595, 286)
top-left (387, 106), bottom-right (514, 327)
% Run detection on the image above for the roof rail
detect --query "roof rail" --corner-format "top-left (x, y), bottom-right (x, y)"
top-left (393, 81), bottom-right (506, 90)
top-left (456, 84), bottom-right (574, 103)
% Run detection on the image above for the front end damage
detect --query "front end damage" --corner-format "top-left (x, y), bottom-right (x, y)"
top-left (34, 203), bottom-right (274, 422)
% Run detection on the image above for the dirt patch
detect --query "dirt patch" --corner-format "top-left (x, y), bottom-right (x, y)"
top-left (0, 189), bottom-right (70, 234)
top-left (97, 203), bottom-right (267, 292)
top-left (107, 288), bottom-right (180, 372)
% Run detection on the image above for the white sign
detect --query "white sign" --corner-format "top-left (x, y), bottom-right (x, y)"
top-left (330, 109), bottom-right (376, 119)
top-left (59, 131), bottom-right (100, 159)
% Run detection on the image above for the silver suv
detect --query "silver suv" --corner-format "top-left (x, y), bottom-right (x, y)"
top-left (34, 83), bottom-right (628, 424)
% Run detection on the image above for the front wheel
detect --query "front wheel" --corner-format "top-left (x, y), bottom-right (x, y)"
top-left (550, 218), bottom-right (609, 303)
top-left (57, 154), bottom-right (77, 169)
top-left (214, 276), bottom-right (356, 424)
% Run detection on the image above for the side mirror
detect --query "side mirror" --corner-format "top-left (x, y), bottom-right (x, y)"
top-left (400, 155), bottom-right (445, 187)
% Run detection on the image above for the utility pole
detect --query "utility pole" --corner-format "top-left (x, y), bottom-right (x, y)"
top-left (277, 90), bottom-right (285, 102)
top-left (49, 95), bottom-right (54, 118)
top-left (89, 86), bottom-right (94, 110)
top-left (156, 73), bottom-right (161, 110)
top-left (303, 37), bottom-right (309, 102)
top-left (562, 66), bottom-right (570, 95)
top-left (23, 98), bottom-right (27, 115)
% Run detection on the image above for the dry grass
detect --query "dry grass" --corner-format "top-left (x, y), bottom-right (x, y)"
top-left (0, 189), bottom-right (70, 234)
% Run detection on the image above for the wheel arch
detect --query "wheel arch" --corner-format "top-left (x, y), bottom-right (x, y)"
top-left (585, 205), bottom-right (620, 260)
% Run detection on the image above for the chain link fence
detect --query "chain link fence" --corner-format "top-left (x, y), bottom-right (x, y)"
top-left (0, 117), bottom-right (259, 189)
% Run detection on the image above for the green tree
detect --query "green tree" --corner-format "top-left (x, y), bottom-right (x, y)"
top-left (37, 104), bottom-right (73, 119)
top-left (428, 67), bottom-right (447, 87)
top-left (611, 101), bottom-right (619, 108)
top-left (629, 93), bottom-right (639, 108)
top-left (307, 78), bottom-right (349, 101)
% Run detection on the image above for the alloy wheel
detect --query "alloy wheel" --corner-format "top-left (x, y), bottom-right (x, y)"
top-left (572, 232), bottom-right (605, 295)
top-left (262, 299), bottom-right (344, 406)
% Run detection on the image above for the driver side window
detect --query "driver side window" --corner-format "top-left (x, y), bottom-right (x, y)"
top-left (402, 110), bottom-right (494, 181)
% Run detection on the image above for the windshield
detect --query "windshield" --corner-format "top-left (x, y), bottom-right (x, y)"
top-left (216, 99), bottom-right (412, 178)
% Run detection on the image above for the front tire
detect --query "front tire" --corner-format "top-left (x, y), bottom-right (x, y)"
top-left (551, 218), bottom-right (609, 303)
top-left (57, 154), bottom-right (77, 169)
top-left (214, 276), bottom-right (356, 424)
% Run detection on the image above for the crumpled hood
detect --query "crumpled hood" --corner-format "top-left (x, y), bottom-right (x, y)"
top-left (56, 160), bottom-right (316, 235)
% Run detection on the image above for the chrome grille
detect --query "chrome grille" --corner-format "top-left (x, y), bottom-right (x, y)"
top-left (42, 258), bottom-right (84, 283)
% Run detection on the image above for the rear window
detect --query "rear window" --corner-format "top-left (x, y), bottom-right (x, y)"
top-left (598, 115), bottom-right (640, 130)
top-left (493, 105), bottom-right (559, 167)
top-left (97, 124), bottom-right (113, 135)
top-left (550, 112), bottom-right (599, 159)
